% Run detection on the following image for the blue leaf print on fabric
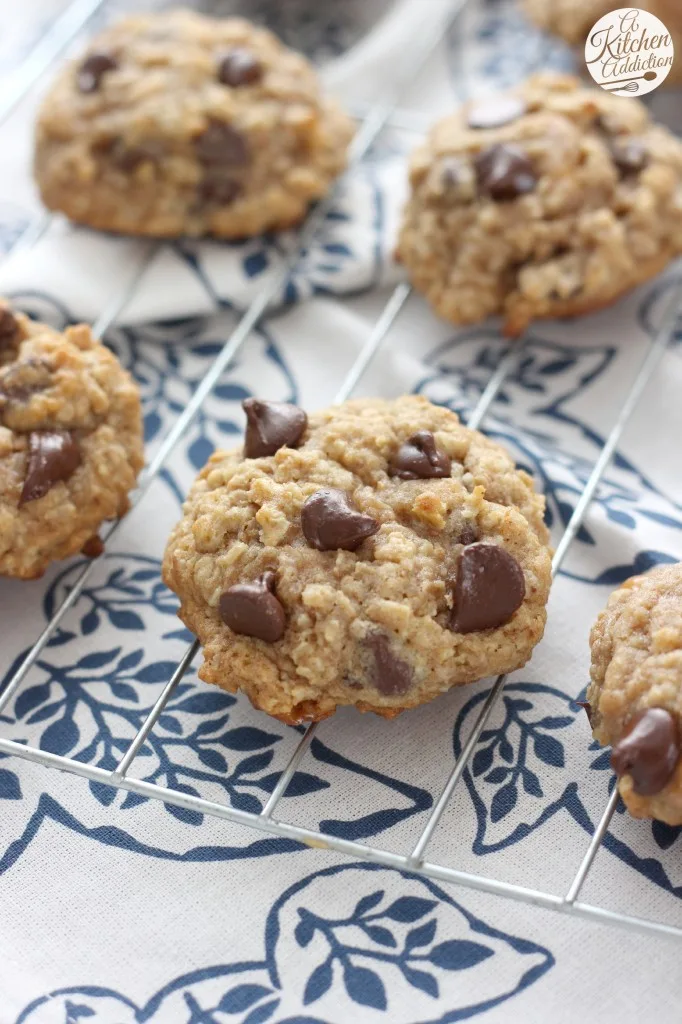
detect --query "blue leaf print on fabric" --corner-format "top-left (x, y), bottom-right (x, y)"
top-left (18, 863), bottom-right (553, 1023)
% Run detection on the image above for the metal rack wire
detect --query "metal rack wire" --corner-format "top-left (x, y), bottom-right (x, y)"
top-left (1, 0), bottom-right (682, 944)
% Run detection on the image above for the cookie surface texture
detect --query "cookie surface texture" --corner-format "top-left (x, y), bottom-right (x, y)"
top-left (588, 561), bottom-right (682, 823)
top-left (35, 11), bottom-right (354, 238)
top-left (0, 302), bottom-right (144, 579)
top-left (163, 395), bottom-right (552, 724)
top-left (396, 73), bottom-right (682, 336)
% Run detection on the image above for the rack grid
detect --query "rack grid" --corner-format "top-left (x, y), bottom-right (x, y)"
top-left (1, 0), bottom-right (681, 944)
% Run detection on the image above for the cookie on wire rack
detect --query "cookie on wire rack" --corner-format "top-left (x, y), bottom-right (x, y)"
top-left (396, 73), bottom-right (682, 336)
top-left (0, 301), bottom-right (143, 579)
top-left (34, 10), bottom-right (354, 239)
top-left (587, 561), bottom-right (682, 824)
top-left (162, 395), bottom-right (553, 724)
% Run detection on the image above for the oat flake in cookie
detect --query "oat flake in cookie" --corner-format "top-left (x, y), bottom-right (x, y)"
top-left (34, 10), bottom-right (354, 238)
top-left (0, 302), bottom-right (143, 579)
top-left (162, 395), bottom-right (552, 724)
top-left (588, 562), bottom-right (682, 824)
top-left (396, 73), bottom-right (682, 337)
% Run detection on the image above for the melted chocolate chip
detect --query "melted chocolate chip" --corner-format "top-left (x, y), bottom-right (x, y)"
top-left (242, 398), bottom-right (307, 458)
top-left (301, 489), bottom-right (379, 552)
top-left (20, 430), bottom-right (81, 505)
top-left (611, 708), bottom-right (679, 796)
top-left (389, 430), bottom-right (451, 480)
top-left (366, 633), bottom-right (413, 696)
top-left (199, 174), bottom-right (242, 205)
top-left (195, 119), bottom-right (249, 167)
top-left (81, 535), bottom-right (105, 558)
top-left (475, 144), bottom-right (538, 201)
top-left (77, 52), bottom-right (118, 94)
top-left (611, 139), bottom-right (648, 176)
top-left (450, 542), bottom-right (526, 633)
top-left (467, 95), bottom-right (526, 130)
top-left (0, 308), bottom-right (19, 352)
top-left (219, 570), bottom-right (286, 643)
top-left (218, 48), bottom-right (263, 87)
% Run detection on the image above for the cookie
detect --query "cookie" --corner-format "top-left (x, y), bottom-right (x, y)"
top-left (523, 0), bottom-right (682, 85)
top-left (162, 395), bottom-right (552, 724)
top-left (587, 562), bottom-right (682, 824)
top-left (0, 302), bottom-right (144, 579)
top-left (396, 73), bottom-right (682, 336)
top-left (34, 11), bottom-right (354, 238)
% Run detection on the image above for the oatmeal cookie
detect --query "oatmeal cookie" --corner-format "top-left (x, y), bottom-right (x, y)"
top-left (523, 0), bottom-right (682, 85)
top-left (163, 395), bottom-right (552, 724)
top-left (34, 10), bottom-right (354, 238)
top-left (588, 562), bottom-right (682, 823)
top-left (0, 302), bottom-right (144, 579)
top-left (396, 73), bottom-right (682, 336)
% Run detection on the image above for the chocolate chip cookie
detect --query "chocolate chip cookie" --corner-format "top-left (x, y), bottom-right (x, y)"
top-left (523, 0), bottom-right (682, 85)
top-left (34, 11), bottom-right (354, 238)
top-left (162, 395), bottom-right (552, 724)
top-left (587, 562), bottom-right (682, 824)
top-left (0, 302), bottom-right (143, 579)
top-left (396, 73), bottom-right (682, 336)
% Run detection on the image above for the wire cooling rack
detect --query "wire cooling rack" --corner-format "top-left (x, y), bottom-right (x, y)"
top-left (1, 0), bottom-right (682, 944)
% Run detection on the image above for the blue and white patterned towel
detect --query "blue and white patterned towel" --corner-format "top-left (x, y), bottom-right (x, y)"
top-left (0, 2), bottom-right (681, 1022)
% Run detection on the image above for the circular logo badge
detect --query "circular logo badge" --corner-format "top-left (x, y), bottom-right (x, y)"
top-left (585, 7), bottom-right (675, 96)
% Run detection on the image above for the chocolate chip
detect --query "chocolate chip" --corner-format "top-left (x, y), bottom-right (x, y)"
top-left (195, 119), bottom-right (249, 167)
top-left (458, 523), bottom-right (479, 547)
top-left (611, 708), bottom-right (679, 796)
top-left (450, 542), bottom-right (526, 633)
top-left (440, 157), bottom-right (467, 189)
top-left (467, 95), bottom-right (526, 130)
top-left (219, 570), bottom-right (286, 643)
top-left (0, 308), bottom-right (19, 351)
top-left (218, 48), bottom-right (263, 87)
top-left (575, 700), bottom-right (593, 723)
top-left (389, 430), bottom-right (451, 480)
top-left (475, 144), bottom-right (538, 201)
top-left (301, 489), bottom-right (379, 552)
top-left (77, 52), bottom-right (118, 94)
top-left (199, 174), bottom-right (242, 205)
top-left (366, 633), bottom-right (413, 696)
top-left (242, 398), bottom-right (307, 458)
top-left (113, 140), bottom-right (165, 173)
top-left (20, 430), bottom-right (81, 505)
top-left (611, 139), bottom-right (648, 176)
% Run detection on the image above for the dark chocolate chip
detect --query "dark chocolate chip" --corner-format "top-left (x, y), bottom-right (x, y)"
top-left (218, 48), bottom-right (263, 87)
top-left (475, 144), bottom-right (538, 201)
top-left (301, 488), bottom-right (379, 552)
top-left (611, 708), bottom-right (679, 796)
top-left (20, 430), bottom-right (81, 505)
top-left (575, 700), bottom-right (593, 723)
top-left (219, 570), bottom-right (286, 643)
top-left (77, 52), bottom-right (118, 94)
top-left (467, 94), bottom-right (526, 130)
top-left (611, 139), bottom-right (648, 176)
top-left (366, 633), bottom-right (413, 696)
top-left (458, 523), bottom-right (479, 547)
top-left (242, 398), bottom-right (307, 458)
top-left (389, 430), bottom-right (451, 480)
top-left (0, 308), bottom-right (19, 351)
top-left (199, 174), bottom-right (242, 205)
top-left (195, 119), bottom-right (249, 167)
top-left (450, 542), bottom-right (526, 633)
top-left (113, 140), bottom-right (165, 173)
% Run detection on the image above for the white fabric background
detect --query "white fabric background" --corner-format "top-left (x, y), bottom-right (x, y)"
top-left (0, 1), bottom-right (681, 1022)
